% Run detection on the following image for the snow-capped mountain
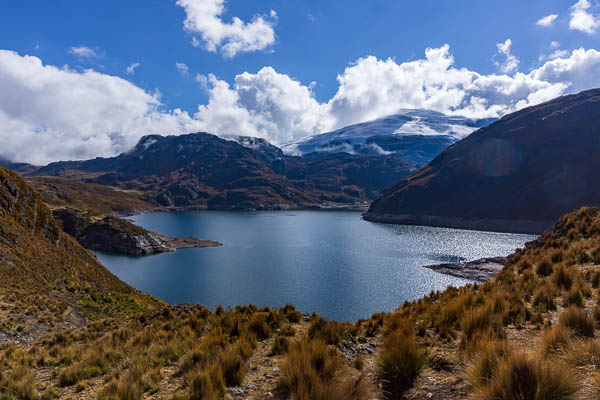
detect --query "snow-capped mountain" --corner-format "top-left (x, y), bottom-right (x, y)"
top-left (283, 110), bottom-right (495, 165)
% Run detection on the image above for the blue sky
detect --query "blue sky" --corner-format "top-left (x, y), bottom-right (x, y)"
top-left (0, 0), bottom-right (599, 163)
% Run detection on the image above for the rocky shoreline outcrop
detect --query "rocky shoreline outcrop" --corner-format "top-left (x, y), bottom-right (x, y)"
top-left (423, 256), bottom-right (508, 282)
top-left (53, 208), bottom-right (221, 255)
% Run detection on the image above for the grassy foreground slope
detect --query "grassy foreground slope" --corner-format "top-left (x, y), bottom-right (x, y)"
top-left (0, 167), bottom-right (161, 341)
top-left (2, 165), bottom-right (600, 399)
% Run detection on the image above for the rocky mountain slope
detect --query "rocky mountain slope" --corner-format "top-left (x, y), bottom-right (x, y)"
top-left (365, 88), bottom-right (600, 234)
top-left (283, 110), bottom-right (494, 164)
top-left (27, 132), bottom-right (418, 210)
top-left (0, 167), bottom-right (161, 341)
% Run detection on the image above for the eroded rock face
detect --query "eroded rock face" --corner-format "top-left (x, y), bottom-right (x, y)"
top-left (83, 221), bottom-right (175, 255)
top-left (365, 89), bottom-right (600, 233)
top-left (53, 208), bottom-right (220, 255)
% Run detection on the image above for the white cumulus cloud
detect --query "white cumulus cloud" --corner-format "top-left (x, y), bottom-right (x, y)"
top-left (570, 0), bottom-right (600, 34)
top-left (536, 14), bottom-right (559, 27)
top-left (194, 68), bottom-right (333, 144)
top-left (1, 45), bottom-right (600, 164)
top-left (68, 46), bottom-right (99, 59)
top-left (0, 50), bottom-right (202, 164)
top-left (176, 0), bottom-right (277, 58)
top-left (495, 39), bottom-right (520, 74)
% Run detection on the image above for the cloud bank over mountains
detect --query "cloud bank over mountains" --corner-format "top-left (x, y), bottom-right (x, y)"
top-left (1, 44), bottom-right (600, 164)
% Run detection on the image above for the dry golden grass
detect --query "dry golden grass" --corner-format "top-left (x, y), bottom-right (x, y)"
top-left (278, 339), bottom-right (375, 400)
top-left (6, 169), bottom-right (600, 399)
top-left (477, 352), bottom-right (577, 400)
top-left (559, 306), bottom-right (595, 337)
top-left (377, 319), bottom-right (425, 397)
top-left (541, 324), bottom-right (574, 356)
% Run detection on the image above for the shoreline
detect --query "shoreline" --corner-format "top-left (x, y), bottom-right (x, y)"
top-left (112, 202), bottom-right (371, 218)
top-left (362, 212), bottom-right (552, 235)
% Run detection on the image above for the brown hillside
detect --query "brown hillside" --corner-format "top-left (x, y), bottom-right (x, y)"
top-left (27, 176), bottom-right (152, 216)
top-left (365, 88), bottom-right (600, 233)
top-left (0, 167), bottom-right (160, 341)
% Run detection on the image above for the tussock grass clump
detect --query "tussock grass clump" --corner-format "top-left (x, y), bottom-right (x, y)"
top-left (533, 282), bottom-right (557, 311)
top-left (308, 316), bottom-right (356, 345)
top-left (219, 352), bottom-right (246, 387)
top-left (282, 304), bottom-right (302, 323)
top-left (97, 379), bottom-right (143, 400)
top-left (0, 366), bottom-right (38, 400)
top-left (280, 324), bottom-right (296, 337)
top-left (377, 325), bottom-right (425, 396)
top-left (559, 306), bottom-right (594, 337)
top-left (460, 307), bottom-right (505, 351)
top-left (431, 291), bottom-right (477, 340)
top-left (563, 338), bottom-right (600, 368)
top-left (188, 371), bottom-right (220, 400)
top-left (58, 348), bottom-right (110, 387)
top-left (233, 335), bottom-right (256, 360)
top-left (467, 338), bottom-right (510, 388)
top-left (248, 312), bottom-right (272, 340)
top-left (365, 313), bottom-right (385, 337)
top-left (536, 258), bottom-right (554, 277)
top-left (516, 259), bottom-right (532, 272)
top-left (478, 353), bottom-right (577, 400)
top-left (271, 336), bottom-right (291, 355)
top-left (541, 325), bottom-right (574, 355)
top-left (563, 286), bottom-right (585, 308)
top-left (552, 265), bottom-right (576, 291)
top-left (278, 339), bottom-right (374, 400)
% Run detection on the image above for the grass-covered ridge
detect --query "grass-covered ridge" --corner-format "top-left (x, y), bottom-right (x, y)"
top-left (27, 176), bottom-right (152, 216)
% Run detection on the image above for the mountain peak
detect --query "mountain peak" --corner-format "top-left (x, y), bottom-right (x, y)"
top-left (282, 109), bottom-right (496, 164)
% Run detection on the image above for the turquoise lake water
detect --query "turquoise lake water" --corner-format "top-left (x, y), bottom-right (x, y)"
top-left (96, 210), bottom-right (536, 321)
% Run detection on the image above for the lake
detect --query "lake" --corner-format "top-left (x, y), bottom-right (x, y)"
top-left (96, 211), bottom-right (536, 321)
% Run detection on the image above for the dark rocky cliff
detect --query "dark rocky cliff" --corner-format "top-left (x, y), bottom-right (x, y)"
top-left (365, 88), bottom-right (600, 234)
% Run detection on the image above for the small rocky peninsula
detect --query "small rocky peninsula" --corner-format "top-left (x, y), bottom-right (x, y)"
top-left (53, 208), bottom-right (221, 255)
top-left (423, 256), bottom-right (508, 282)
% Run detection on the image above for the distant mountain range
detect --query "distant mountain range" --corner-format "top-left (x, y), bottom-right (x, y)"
top-left (10, 132), bottom-right (418, 210)
top-left (364, 89), bottom-right (600, 234)
top-left (283, 110), bottom-right (495, 164)
top-left (0, 109), bottom-right (505, 213)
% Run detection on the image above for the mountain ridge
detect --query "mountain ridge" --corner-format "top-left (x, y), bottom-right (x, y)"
top-left (283, 109), bottom-right (496, 164)
top-left (20, 132), bottom-right (419, 211)
top-left (364, 88), bottom-right (600, 233)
